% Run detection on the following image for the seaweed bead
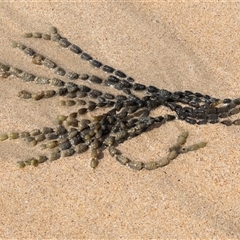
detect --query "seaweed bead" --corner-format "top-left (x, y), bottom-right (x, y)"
top-left (47, 141), bottom-right (58, 149)
top-left (23, 32), bottom-right (33, 38)
top-left (48, 151), bottom-right (61, 161)
top-left (143, 161), bottom-right (158, 170)
top-left (102, 65), bottom-right (114, 73)
top-left (16, 161), bottom-right (26, 168)
top-left (128, 161), bottom-right (143, 170)
top-left (30, 159), bottom-right (39, 167)
top-left (90, 60), bottom-right (102, 68)
top-left (66, 72), bottom-right (79, 80)
top-left (49, 26), bottom-right (58, 34)
top-left (75, 144), bottom-right (88, 153)
top-left (54, 67), bottom-right (66, 76)
top-left (90, 158), bottom-right (99, 169)
top-left (19, 131), bottom-right (30, 138)
top-left (23, 158), bottom-right (36, 166)
top-left (59, 141), bottom-right (71, 150)
top-left (167, 149), bottom-right (178, 161)
top-left (42, 34), bottom-right (51, 40)
top-left (42, 58), bottom-right (56, 69)
top-left (45, 133), bottom-right (58, 140)
top-left (61, 148), bottom-right (75, 157)
top-left (229, 108), bottom-right (240, 116)
top-left (156, 157), bottom-right (170, 167)
top-left (69, 134), bottom-right (82, 146)
top-left (24, 47), bottom-right (35, 56)
top-left (35, 77), bottom-right (50, 84)
top-left (81, 53), bottom-right (92, 61)
top-left (133, 83), bottom-right (147, 91)
top-left (42, 127), bottom-right (53, 134)
top-left (59, 38), bottom-right (71, 48)
top-left (116, 154), bottom-right (130, 165)
top-left (51, 33), bottom-right (61, 42)
top-left (103, 136), bottom-right (115, 146)
top-left (22, 72), bottom-right (36, 81)
top-left (114, 70), bottom-right (127, 78)
top-left (233, 119), bottom-right (240, 125)
top-left (69, 44), bottom-right (82, 54)
top-left (233, 98), bottom-right (240, 105)
top-left (8, 132), bottom-right (19, 139)
top-left (220, 120), bottom-right (232, 126)
top-left (30, 129), bottom-right (41, 136)
top-left (89, 90), bottom-right (102, 98)
top-left (108, 146), bottom-right (119, 157)
top-left (37, 155), bottom-right (48, 163)
top-left (33, 32), bottom-right (42, 38)
top-left (91, 148), bottom-right (98, 158)
top-left (32, 91), bottom-right (44, 100)
top-left (177, 131), bottom-right (189, 145)
top-left (50, 78), bottom-right (65, 87)
top-left (89, 75), bottom-right (102, 84)
top-left (43, 90), bottom-right (56, 98)
top-left (0, 133), bottom-right (8, 141)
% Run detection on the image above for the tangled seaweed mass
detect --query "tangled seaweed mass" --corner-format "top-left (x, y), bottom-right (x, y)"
top-left (0, 27), bottom-right (239, 170)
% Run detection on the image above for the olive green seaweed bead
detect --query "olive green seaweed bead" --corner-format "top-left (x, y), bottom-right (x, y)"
top-left (23, 32), bottom-right (33, 38)
top-left (91, 148), bottom-right (98, 158)
top-left (32, 32), bottom-right (42, 38)
top-left (8, 132), bottom-right (19, 139)
top-left (37, 155), bottom-right (48, 163)
top-left (51, 34), bottom-right (61, 42)
top-left (188, 142), bottom-right (207, 151)
top-left (16, 161), bottom-right (26, 168)
top-left (19, 131), bottom-right (30, 138)
top-left (30, 129), bottom-right (41, 136)
top-left (74, 144), bottom-right (88, 153)
top-left (42, 34), bottom-right (51, 40)
top-left (116, 154), bottom-right (130, 165)
top-left (0, 133), bottom-right (8, 141)
top-left (24, 158), bottom-right (34, 166)
top-left (69, 112), bottom-right (78, 118)
top-left (233, 119), bottom-right (240, 125)
top-left (39, 143), bottom-right (47, 150)
top-left (91, 138), bottom-right (101, 149)
top-left (57, 115), bottom-right (67, 121)
top-left (143, 161), bottom-right (158, 170)
top-left (10, 40), bottom-right (18, 48)
top-left (49, 26), bottom-right (58, 34)
top-left (48, 151), bottom-right (61, 161)
top-left (35, 134), bottom-right (45, 142)
top-left (167, 149), bottom-right (178, 161)
top-left (90, 158), bottom-right (99, 169)
top-left (61, 148), bottom-right (75, 157)
top-left (32, 91), bottom-right (44, 100)
top-left (18, 90), bottom-right (32, 99)
top-left (128, 161), bottom-right (143, 171)
top-left (28, 139), bottom-right (37, 147)
top-left (177, 131), bottom-right (189, 145)
top-left (23, 136), bottom-right (35, 142)
top-left (31, 159), bottom-right (39, 167)
top-left (156, 157), bottom-right (170, 167)
top-left (108, 146), bottom-right (119, 157)
top-left (46, 141), bottom-right (58, 149)
top-left (103, 136), bottom-right (115, 146)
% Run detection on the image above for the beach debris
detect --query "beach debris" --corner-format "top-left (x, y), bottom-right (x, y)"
top-left (1, 26), bottom-right (240, 170)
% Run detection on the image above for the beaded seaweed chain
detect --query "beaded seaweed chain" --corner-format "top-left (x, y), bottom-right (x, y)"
top-left (0, 27), bottom-right (239, 170)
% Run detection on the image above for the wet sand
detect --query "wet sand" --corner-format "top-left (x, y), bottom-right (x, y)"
top-left (0, 2), bottom-right (240, 239)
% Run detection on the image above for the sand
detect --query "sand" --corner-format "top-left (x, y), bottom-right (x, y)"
top-left (0, 2), bottom-right (240, 239)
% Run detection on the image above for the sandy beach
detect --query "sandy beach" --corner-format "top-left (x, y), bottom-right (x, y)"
top-left (0, 2), bottom-right (240, 239)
